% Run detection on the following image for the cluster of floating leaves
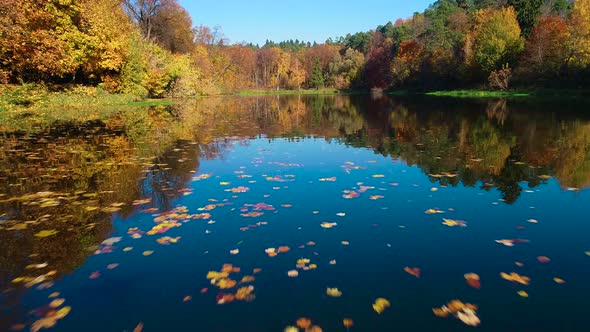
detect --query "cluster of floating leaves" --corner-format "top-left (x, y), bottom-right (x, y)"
top-left (206, 264), bottom-right (258, 304)
top-left (433, 300), bottom-right (480, 326)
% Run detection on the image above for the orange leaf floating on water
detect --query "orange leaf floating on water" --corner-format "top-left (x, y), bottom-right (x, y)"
top-left (370, 195), bottom-right (384, 200)
top-left (308, 326), bottom-right (323, 332)
top-left (278, 246), bottom-right (291, 253)
top-left (343, 318), bottom-right (354, 328)
top-left (404, 267), bottom-right (421, 278)
top-left (183, 296), bottom-right (192, 302)
top-left (553, 277), bottom-right (566, 284)
top-left (230, 249), bottom-right (239, 255)
top-left (296, 317), bottom-right (312, 329)
top-left (253, 268), bottom-right (262, 274)
top-left (235, 286), bottom-right (255, 301)
top-left (142, 251), bottom-right (154, 256)
top-left (287, 270), bottom-right (299, 277)
top-left (515, 261), bottom-right (524, 267)
top-left (240, 276), bottom-right (255, 283)
top-left (372, 298), bottom-right (391, 314)
top-left (464, 273), bottom-right (481, 289)
top-left (216, 293), bottom-right (235, 305)
top-left (133, 322), bottom-right (143, 332)
top-left (537, 256), bottom-right (551, 263)
top-left (307, 241), bottom-right (316, 246)
top-left (500, 272), bottom-right (530, 285)
top-left (433, 300), bottom-right (480, 327)
top-left (341, 241), bottom-right (350, 246)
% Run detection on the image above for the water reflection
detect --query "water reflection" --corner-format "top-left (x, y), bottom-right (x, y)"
top-left (1, 95), bottom-right (589, 329)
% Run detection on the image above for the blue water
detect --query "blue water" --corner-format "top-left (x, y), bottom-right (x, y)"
top-left (2, 96), bottom-right (590, 331)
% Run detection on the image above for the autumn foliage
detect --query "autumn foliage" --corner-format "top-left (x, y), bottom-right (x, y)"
top-left (1, 0), bottom-right (590, 95)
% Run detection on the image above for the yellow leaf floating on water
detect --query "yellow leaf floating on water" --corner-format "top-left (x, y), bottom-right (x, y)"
top-left (216, 278), bottom-right (237, 289)
top-left (326, 287), bottom-right (342, 297)
top-left (240, 276), bottom-right (255, 283)
top-left (235, 286), bottom-right (255, 301)
top-left (442, 219), bottom-right (466, 227)
top-left (553, 277), bottom-right (566, 284)
top-left (372, 174), bottom-right (385, 178)
top-left (320, 222), bottom-right (337, 229)
top-left (31, 306), bottom-right (71, 332)
top-left (283, 326), bottom-right (299, 332)
top-left (372, 298), bottom-right (391, 314)
top-left (34, 230), bottom-right (58, 238)
top-left (517, 290), bottom-right (529, 298)
top-left (500, 272), bottom-right (530, 285)
top-left (49, 298), bottom-right (65, 308)
top-left (206, 271), bottom-right (229, 280)
top-left (142, 251), bottom-right (154, 256)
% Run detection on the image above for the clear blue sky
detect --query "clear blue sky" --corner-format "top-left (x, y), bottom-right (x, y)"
top-left (179, 0), bottom-right (434, 45)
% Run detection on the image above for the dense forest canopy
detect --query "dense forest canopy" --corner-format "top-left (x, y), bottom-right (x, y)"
top-left (0, 0), bottom-right (589, 97)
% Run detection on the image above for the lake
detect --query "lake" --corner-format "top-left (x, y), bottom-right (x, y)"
top-left (1, 95), bottom-right (589, 331)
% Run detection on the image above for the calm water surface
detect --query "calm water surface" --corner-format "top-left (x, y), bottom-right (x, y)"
top-left (1, 95), bottom-right (589, 331)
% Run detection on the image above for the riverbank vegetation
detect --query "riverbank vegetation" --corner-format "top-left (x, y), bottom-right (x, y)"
top-left (1, 0), bottom-right (589, 102)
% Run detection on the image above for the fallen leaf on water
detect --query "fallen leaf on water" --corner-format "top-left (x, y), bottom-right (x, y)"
top-left (283, 326), bottom-right (298, 332)
top-left (442, 219), bottom-right (466, 227)
top-left (107, 263), bottom-right (119, 270)
top-left (404, 267), bottom-right (421, 278)
top-left (341, 241), bottom-right (350, 246)
top-left (517, 290), bottom-right (529, 297)
top-left (31, 306), bottom-right (71, 332)
top-left (500, 272), bottom-right (530, 285)
top-left (89, 271), bottom-right (100, 279)
top-left (296, 317), bottom-right (311, 329)
top-left (49, 298), bottom-right (65, 308)
top-left (123, 247), bottom-right (133, 252)
top-left (48, 292), bottom-right (60, 298)
top-left (320, 222), bottom-right (338, 229)
top-left (425, 208), bottom-right (444, 214)
top-left (553, 277), bottom-right (566, 284)
top-left (183, 296), bottom-right (192, 302)
top-left (230, 249), bottom-right (239, 255)
top-left (142, 251), bottom-right (154, 256)
top-left (537, 256), bottom-right (551, 263)
top-left (343, 318), bottom-right (354, 329)
top-left (464, 273), bottom-right (481, 289)
top-left (372, 174), bottom-right (385, 178)
top-left (240, 276), bottom-right (255, 283)
top-left (373, 298), bottom-right (390, 314)
top-left (326, 287), bottom-right (342, 297)
top-left (133, 322), bottom-right (143, 332)
top-left (287, 270), bottom-right (299, 277)
top-left (433, 300), bottom-right (480, 326)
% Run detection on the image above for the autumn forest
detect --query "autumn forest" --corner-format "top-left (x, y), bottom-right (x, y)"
top-left (1, 0), bottom-right (589, 98)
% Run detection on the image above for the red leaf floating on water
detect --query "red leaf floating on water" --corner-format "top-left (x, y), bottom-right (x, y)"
top-left (537, 256), bottom-right (551, 263)
top-left (464, 273), bottom-right (481, 289)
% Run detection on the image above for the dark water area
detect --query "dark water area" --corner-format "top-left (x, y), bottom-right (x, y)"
top-left (1, 95), bottom-right (589, 331)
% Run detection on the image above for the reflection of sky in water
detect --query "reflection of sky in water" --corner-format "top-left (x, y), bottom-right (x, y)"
top-left (12, 137), bottom-right (590, 332)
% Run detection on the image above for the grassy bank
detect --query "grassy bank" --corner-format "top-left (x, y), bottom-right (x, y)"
top-left (389, 89), bottom-right (590, 99)
top-left (237, 88), bottom-right (347, 96)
